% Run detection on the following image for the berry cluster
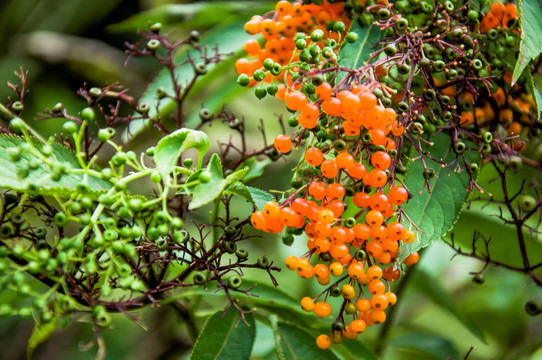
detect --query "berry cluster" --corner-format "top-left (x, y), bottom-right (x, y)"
top-left (236, 0), bottom-right (539, 351)
top-left (237, 1), bottom-right (420, 347)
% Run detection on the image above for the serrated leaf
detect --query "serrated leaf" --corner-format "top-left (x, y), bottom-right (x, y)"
top-left (125, 20), bottom-right (251, 140)
top-left (511, 0), bottom-right (542, 84)
top-left (337, 23), bottom-right (380, 81)
top-left (189, 154), bottom-right (248, 209)
top-left (109, 2), bottom-right (273, 32)
top-left (398, 133), bottom-right (481, 263)
top-left (246, 186), bottom-right (275, 211)
top-left (238, 157), bottom-right (272, 183)
top-left (412, 269), bottom-right (486, 343)
top-left (224, 181), bottom-right (253, 202)
top-left (154, 128), bottom-right (209, 183)
top-left (190, 309), bottom-right (255, 360)
top-left (27, 319), bottom-right (59, 359)
top-left (276, 322), bottom-right (341, 360)
top-left (0, 135), bottom-right (110, 197)
top-left (388, 332), bottom-right (459, 360)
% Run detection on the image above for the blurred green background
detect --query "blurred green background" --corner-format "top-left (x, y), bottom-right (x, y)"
top-left (0, 0), bottom-right (541, 359)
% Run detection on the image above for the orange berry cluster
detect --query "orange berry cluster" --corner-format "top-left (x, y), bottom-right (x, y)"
top-left (235, 0), bottom-right (351, 88)
top-left (241, 0), bottom-right (423, 350)
top-left (480, 1), bottom-right (518, 33)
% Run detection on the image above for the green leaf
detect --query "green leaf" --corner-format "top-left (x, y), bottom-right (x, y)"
top-left (125, 20), bottom-right (251, 140)
top-left (225, 181), bottom-right (253, 201)
top-left (189, 154), bottom-right (248, 209)
top-left (398, 133), bottom-right (481, 263)
top-left (525, 71), bottom-right (542, 117)
top-left (27, 319), bottom-right (59, 359)
top-left (388, 333), bottom-right (459, 360)
top-left (109, 2), bottom-right (273, 32)
top-left (330, 339), bottom-right (378, 360)
top-left (225, 182), bottom-right (276, 211)
top-left (337, 23), bottom-right (380, 81)
top-left (0, 135), bottom-right (110, 197)
top-left (238, 157), bottom-right (272, 183)
top-left (511, 0), bottom-right (542, 84)
top-left (154, 128), bottom-right (209, 182)
top-left (275, 322), bottom-right (341, 360)
top-left (246, 186), bottom-right (275, 211)
top-left (190, 309), bottom-right (255, 360)
top-left (412, 269), bottom-right (486, 343)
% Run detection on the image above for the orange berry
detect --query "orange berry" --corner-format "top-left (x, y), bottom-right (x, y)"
top-left (353, 192), bottom-right (370, 208)
top-left (364, 169), bottom-right (388, 188)
top-left (264, 201), bottom-right (281, 219)
top-left (403, 252), bottom-right (420, 266)
top-left (318, 209), bottom-right (336, 223)
top-left (366, 241), bottom-right (383, 258)
top-left (321, 159), bottom-right (339, 178)
top-left (366, 210), bottom-right (384, 227)
top-left (314, 263), bottom-right (330, 279)
top-left (371, 151), bottom-right (392, 170)
top-left (274, 134), bottom-right (292, 153)
top-left (314, 302), bottom-right (332, 317)
top-left (385, 291), bottom-right (398, 306)
top-left (285, 91), bottom-right (307, 111)
top-left (309, 181), bottom-right (326, 200)
top-left (291, 198), bottom-right (309, 215)
top-left (316, 334), bottom-right (331, 349)
top-left (366, 265), bottom-right (383, 280)
top-left (305, 147), bottom-right (324, 166)
top-left (301, 296), bottom-right (315, 311)
top-left (244, 39), bottom-right (261, 56)
top-left (322, 97), bottom-right (343, 116)
top-left (343, 325), bottom-right (358, 339)
top-left (251, 211), bottom-right (267, 230)
top-left (316, 82), bottom-right (333, 99)
top-left (353, 223), bottom-right (371, 240)
top-left (329, 243), bottom-right (349, 259)
top-left (335, 152), bottom-right (354, 169)
top-left (348, 261), bottom-right (365, 279)
top-left (350, 319), bottom-right (367, 333)
top-left (347, 163), bottom-right (367, 179)
top-left (388, 186), bottom-right (408, 205)
top-left (368, 279), bottom-right (386, 295)
top-left (386, 222), bottom-right (405, 241)
top-left (341, 284), bottom-right (356, 299)
top-left (402, 229), bottom-right (415, 244)
top-left (285, 256), bottom-right (298, 270)
top-left (371, 294), bottom-right (389, 310)
top-left (325, 199), bottom-right (345, 218)
top-left (356, 298), bottom-right (371, 312)
top-left (326, 183), bottom-right (345, 199)
top-left (329, 262), bottom-right (343, 276)
top-left (370, 309), bottom-right (387, 324)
